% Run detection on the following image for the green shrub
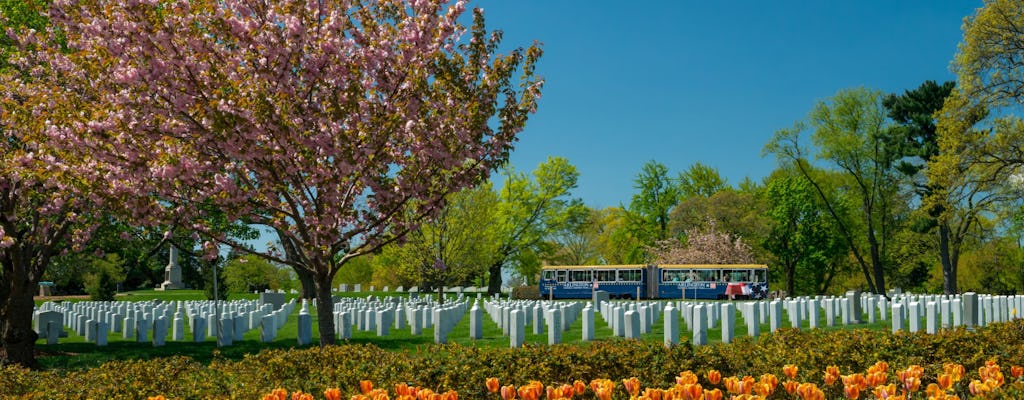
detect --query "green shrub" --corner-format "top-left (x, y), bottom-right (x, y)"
top-left (511, 285), bottom-right (540, 300)
top-left (4, 319), bottom-right (1024, 399)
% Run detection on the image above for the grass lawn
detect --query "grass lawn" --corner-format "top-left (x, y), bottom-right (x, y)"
top-left (33, 290), bottom-right (893, 370)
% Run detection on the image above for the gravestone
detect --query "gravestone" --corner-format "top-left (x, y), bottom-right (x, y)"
top-left (746, 302), bottom-right (760, 338)
top-left (892, 303), bottom-right (904, 332)
top-left (908, 301), bottom-right (921, 333)
top-left (259, 292), bottom-right (287, 312)
top-left (692, 304), bottom-right (707, 345)
top-left (159, 246), bottom-right (186, 290)
top-left (582, 303), bottom-right (595, 342)
top-left (663, 302), bottom-right (679, 347)
top-left (846, 290), bottom-right (863, 323)
top-left (624, 310), bottom-right (640, 339)
top-left (469, 301), bottom-right (483, 340)
top-left (510, 310), bottom-right (525, 348)
top-left (153, 318), bottom-right (168, 346)
top-left (96, 321), bottom-right (109, 346)
top-left (721, 303), bottom-right (735, 344)
top-left (963, 292), bottom-right (978, 327)
top-left (547, 308), bottom-right (562, 345)
top-left (926, 301), bottom-right (938, 334)
top-left (803, 299), bottom-right (817, 329)
top-left (769, 301), bottom-right (782, 332)
top-left (297, 301), bottom-right (312, 345)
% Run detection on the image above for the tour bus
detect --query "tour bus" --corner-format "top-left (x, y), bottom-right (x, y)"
top-left (538, 264), bottom-right (769, 300)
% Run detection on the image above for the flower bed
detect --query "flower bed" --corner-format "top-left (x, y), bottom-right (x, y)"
top-left (3, 320), bottom-right (1024, 399)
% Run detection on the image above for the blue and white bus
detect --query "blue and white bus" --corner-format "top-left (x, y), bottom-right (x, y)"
top-left (539, 265), bottom-right (646, 299)
top-left (538, 264), bottom-right (769, 300)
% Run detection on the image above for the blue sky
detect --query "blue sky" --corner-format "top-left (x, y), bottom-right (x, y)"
top-left (474, 1), bottom-right (982, 209)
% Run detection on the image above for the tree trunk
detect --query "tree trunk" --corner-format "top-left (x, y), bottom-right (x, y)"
top-left (867, 227), bottom-right (886, 295)
top-left (486, 262), bottom-right (502, 296)
top-left (295, 267), bottom-right (316, 300)
top-left (0, 264), bottom-right (39, 369)
top-left (785, 260), bottom-right (796, 296)
top-left (313, 277), bottom-right (336, 346)
top-left (938, 223), bottom-right (957, 295)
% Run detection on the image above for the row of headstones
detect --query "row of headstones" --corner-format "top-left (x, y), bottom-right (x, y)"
top-left (481, 299), bottom-right (588, 347)
top-left (335, 284), bottom-right (493, 294)
top-left (328, 296), bottom-right (469, 344)
top-left (34, 299), bottom-right (296, 346)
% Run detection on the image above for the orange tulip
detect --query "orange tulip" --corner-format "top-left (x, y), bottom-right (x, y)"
top-left (783, 380), bottom-right (799, 395)
top-left (902, 376), bottom-right (920, 393)
top-left (595, 387), bottom-right (612, 400)
top-left (796, 383), bottom-right (822, 400)
top-left (395, 383), bottom-right (412, 397)
top-left (1011, 365), bottom-right (1024, 380)
top-left (500, 385), bottom-right (516, 400)
top-left (361, 381), bottom-right (374, 395)
top-left (706, 369), bottom-right (722, 385)
top-left (573, 380), bottom-right (587, 396)
top-left (872, 383), bottom-right (897, 399)
top-left (622, 377), bottom-right (641, 397)
top-left (440, 390), bottom-right (457, 400)
top-left (943, 363), bottom-right (965, 381)
top-left (969, 379), bottom-right (991, 396)
top-left (783, 364), bottom-right (799, 380)
top-left (758, 373), bottom-right (778, 392)
top-left (351, 396), bottom-right (369, 400)
top-left (518, 386), bottom-right (538, 400)
top-left (291, 391), bottom-right (314, 400)
top-left (486, 378), bottom-right (500, 393)
top-left (148, 397), bottom-right (166, 400)
top-left (753, 383), bottom-right (772, 397)
top-left (324, 388), bottom-right (342, 400)
top-left (265, 389), bottom-right (289, 400)
top-left (559, 384), bottom-right (574, 398)
top-left (866, 371), bottom-right (887, 388)
top-left (642, 388), bottom-right (663, 400)
top-left (702, 388), bottom-right (723, 400)
top-left (843, 384), bottom-right (860, 399)
top-left (676, 371), bottom-right (698, 385)
top-left (937, 373), bottom-right (954, 390)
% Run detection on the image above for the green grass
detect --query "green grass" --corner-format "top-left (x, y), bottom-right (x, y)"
top-left (33, 292), bottom-right (902, 370)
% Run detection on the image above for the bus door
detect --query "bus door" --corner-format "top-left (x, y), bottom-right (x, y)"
top-left (645, 265), bottom-right (659, 299)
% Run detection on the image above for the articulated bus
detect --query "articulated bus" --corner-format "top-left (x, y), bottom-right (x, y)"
top-left (538, 264), bottom-right (769, 300)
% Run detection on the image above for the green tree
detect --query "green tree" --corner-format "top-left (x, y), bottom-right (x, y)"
top-left (766, 87), bottom-right (905, 295)
top-left (761, 171), bottom-right (849, 296)
top-left (884, 80), bottom-right (994, 294)
top-left (544, 207), bottom-right (602, 266)
top-left (593, 207), bottom-right (643, 264)
top-left (224, 254), bottom-right (292, 294)
top-left (487, 157), bottom-right (584, 293)
top-left (82, 253), bottom-right (126, 301)
top-left (379, 184), bottom-right (498, 302)
top-left (678, 161), bottom-right (729, 198)
top-left (626, 161), bottom-right (680, 255)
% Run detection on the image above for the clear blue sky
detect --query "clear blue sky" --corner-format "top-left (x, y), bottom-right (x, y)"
top-left (474, 0), bottom-right (982, 209)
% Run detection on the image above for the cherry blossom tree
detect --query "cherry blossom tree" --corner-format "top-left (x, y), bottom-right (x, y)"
top-left (0, 0), bottom-right (111, 368)
top-left (35, 0), bottom-right (543, 345)
top-left (648, 219), bottom-right (755, 265)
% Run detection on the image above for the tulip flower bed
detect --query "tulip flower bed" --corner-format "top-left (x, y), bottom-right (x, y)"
top-left (3, 320), bottom-right (1024, 399)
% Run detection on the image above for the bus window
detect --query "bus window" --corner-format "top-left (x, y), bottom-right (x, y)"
top-left (556, 270), bottom-right (567, 282)
top-left (753, 269), bottom-right (767, 283)
top-left (570, 270), bottom-right (592, 282)
top-left (542, 270), bottom-right (556, 281)
top-left (618, 269), bottom-right (642, 282)
top-left (728, 270), bottom-right (747, 282)
top-left (663, 270), bottom-right (684, 282)
top-left (696, 269), bottom-right (718, 282)
top-left (596, 270), bottom-right (615, 282)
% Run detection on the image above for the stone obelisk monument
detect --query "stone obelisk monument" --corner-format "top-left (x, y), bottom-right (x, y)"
top-left (158, 246), bottom-right (185, 290)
